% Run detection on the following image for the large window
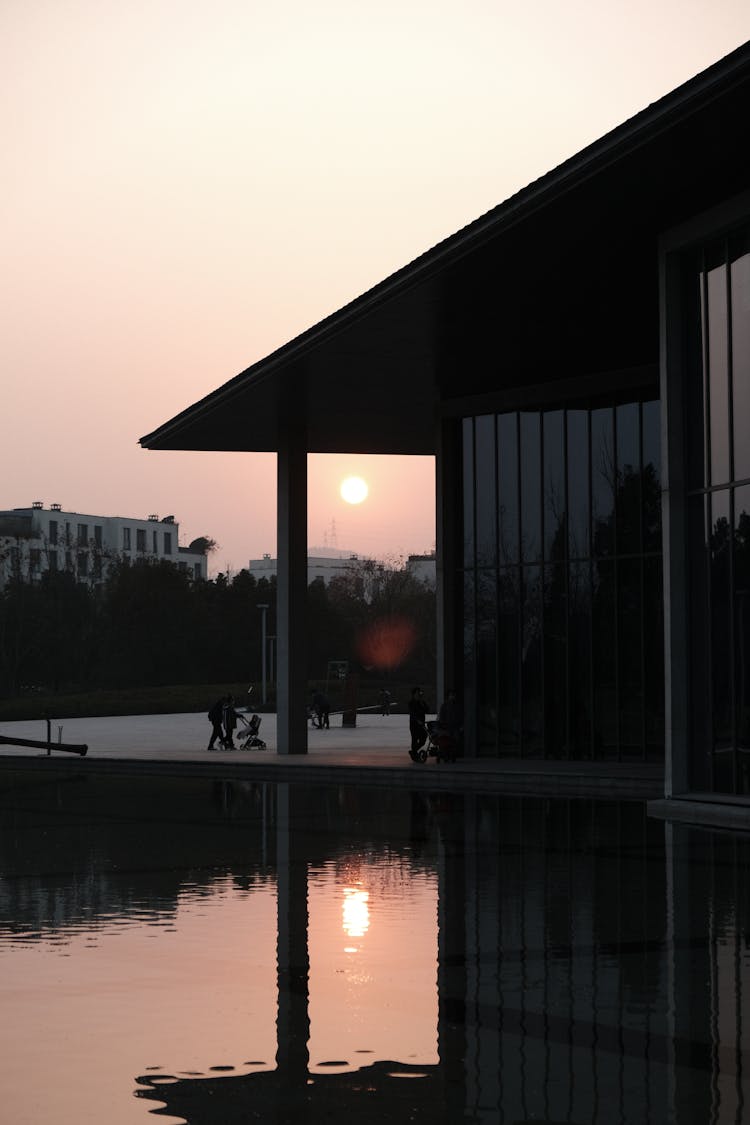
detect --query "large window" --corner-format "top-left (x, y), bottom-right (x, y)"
top-left (686, 228), bottom-right (750, 794)
top-left (462, 399), bottom-right (663, 760)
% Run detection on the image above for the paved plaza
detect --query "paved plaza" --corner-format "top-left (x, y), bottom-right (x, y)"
top-left (0, 708), bottom-right (411, 762)
top-left (0, 709), bottom-right (664, 797)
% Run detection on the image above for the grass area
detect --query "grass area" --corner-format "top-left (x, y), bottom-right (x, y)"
top-left (0, 679), bottom-right (428, 721)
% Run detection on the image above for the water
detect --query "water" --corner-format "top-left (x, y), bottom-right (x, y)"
top-left (0, 771), bottom-right (748, 1124)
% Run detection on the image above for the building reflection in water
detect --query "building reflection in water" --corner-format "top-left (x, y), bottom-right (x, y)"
top-left (0, 771), bottom-right (748, 1123)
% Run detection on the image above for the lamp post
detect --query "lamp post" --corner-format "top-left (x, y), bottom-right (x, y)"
top-left (258, 603), bottom-right (269, 705)
top-left (268, 636), bottom-right (276, 696)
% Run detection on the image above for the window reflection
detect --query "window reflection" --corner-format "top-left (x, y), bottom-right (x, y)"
top-left (498, 413), bottom-right (519, 564)
top-left (731, 248), bottom-right (750, 482)
top-left (593, 559), bottom-right (616, 757)
top-left (462, 418), bottom-right (474, 567)
top-left (498, 567), bottom-right (521, 753)
top-left (569, 560), bottom-right (592, 754)
top-left (710, 489), bottom-right (732, 790)
top-left (591, 408), bottom-right (615, 557)
top-left (567, 410), bottom-right (589, 559)
top-left (618, 557), bottom-right (643, 756)
top-left (734, 484), bottom-right (750, 793)
top-left (686, 230), bottom-right (750, 793)
top-left (543, 561), bottom-right (567, 755)
top-left (616, 402), bottom-right (640, 556)
top-left (477, 568), bottom-right (498, 757)
top-left (475, 415), bottom-right (496, 567)
top-left (461, 400), bottom-right (662, 762)
top-left (642, 400), bottom-right (661, 553)
top-left (520, 412), bottom-right (541, 562)
top-left (521, 565), bottom-right (542, 754)
top-left (644, 555), bottom-right (664, 759)
top-left (543, 410), bottom-right (565, 561)
top-left (707, 263), bottom-right (730, 487)
top-left (463, 571), bottom-right (476, 752)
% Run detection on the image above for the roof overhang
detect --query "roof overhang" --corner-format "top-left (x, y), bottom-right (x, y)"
top-left (140, 41), bottom-right (750, 458)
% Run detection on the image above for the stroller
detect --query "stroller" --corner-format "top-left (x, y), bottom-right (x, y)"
top-left (236, 713), bottom-right (267, 750)
top-left (410, 720), bottom-right (461, 764)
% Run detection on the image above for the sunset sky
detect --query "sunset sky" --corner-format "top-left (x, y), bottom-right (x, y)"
top-left (3, 1), bottom-right (749, 575)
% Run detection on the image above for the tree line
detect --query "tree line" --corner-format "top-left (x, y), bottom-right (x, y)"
top-left (0, 557), bottom-right (436, 700)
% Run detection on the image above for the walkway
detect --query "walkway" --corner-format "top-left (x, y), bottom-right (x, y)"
top-left (0, 711), bottom-right (664, 798)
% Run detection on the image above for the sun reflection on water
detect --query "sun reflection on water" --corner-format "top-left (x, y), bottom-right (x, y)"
top-left (342, 886), bottom-right (370, 940)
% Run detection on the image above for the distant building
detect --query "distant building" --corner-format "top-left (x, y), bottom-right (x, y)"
top-left (248, 549), bottom-right (364, 587)
top-left (0, 503), bottom-right (208, 586)
top-left (406, 552), bottom-right (436, 588)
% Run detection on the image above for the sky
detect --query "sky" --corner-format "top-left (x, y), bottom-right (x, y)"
top-left (3, 1), bottom-right (750, 576)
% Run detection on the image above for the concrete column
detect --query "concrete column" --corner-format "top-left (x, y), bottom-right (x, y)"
top-left (436, 417), bottom-right (459, 716)
top-left (277, 413), bottom-right (308, 755)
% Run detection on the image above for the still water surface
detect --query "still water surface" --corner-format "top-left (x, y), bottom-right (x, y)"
top-left (0, 771), bottom-right (748, 1123)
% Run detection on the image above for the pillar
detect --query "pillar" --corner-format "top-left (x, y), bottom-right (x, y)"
top-left (277, 411), bottom-right (308, 755)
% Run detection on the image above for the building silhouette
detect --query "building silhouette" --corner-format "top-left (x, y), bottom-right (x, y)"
top-left (141, 42), bottom-right (750, 824)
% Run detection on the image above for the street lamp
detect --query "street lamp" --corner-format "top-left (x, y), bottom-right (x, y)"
top-left (267, 635), bottom-right (276, 695)
top-left (258, 603), bottom-right (269, 705)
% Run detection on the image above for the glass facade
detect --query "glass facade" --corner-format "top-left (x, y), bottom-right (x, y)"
top-left (461, 400), bottom-right (663, 760)
top-left (686, 228), bottom-right (750, 794)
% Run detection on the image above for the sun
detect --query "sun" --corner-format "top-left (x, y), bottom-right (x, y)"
top-left (340, 476), bottom-right (369, 504)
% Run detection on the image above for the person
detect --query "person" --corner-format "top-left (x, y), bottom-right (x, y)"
top-left (408, 686), bottom-right (428, 760)
top-left (379, 687), bottom-right (392, 716)
top-left (207, 695), bottom-right (227, 751)
top-left (437, 689), bottom-right (463, 760)
top-left (438, 689), bottom-right (463, 737)
top-left (222, 694), bottom-right (240, 749)
top-left (312, 689), bottom-right (330, 729)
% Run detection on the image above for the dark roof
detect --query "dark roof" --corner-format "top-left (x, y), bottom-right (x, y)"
top-left (140, 40), bottom-right (750, 456)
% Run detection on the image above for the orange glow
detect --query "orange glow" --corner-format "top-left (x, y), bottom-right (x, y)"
top-left (356, 615), bottom-right (417, 670)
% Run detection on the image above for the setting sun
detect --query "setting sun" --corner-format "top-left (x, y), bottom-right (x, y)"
top-left (340, 476), bottom-right (369, 504)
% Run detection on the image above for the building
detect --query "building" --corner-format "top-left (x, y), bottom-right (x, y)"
top-left (405, 553), bottom-right (437, 588)
top-left (0, 503), bottom-right (208, 585)
top-left (141, 42), bottom-right (750, 822)
top-left (249, 548), bottom-right (434, 588)
top-left (248, 550), bottom-right (364, 586)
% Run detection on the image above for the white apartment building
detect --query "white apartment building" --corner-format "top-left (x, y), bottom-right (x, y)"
top-left (0, 503), bottom-right (208, 586)
top-left (249, 549), bottom-right (436, 589)
top-left (405, 553), bottom-right (436, 587)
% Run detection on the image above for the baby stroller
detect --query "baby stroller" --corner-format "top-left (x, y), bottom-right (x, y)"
top-left (428, 720), bottom-right (462, 762)
top-left (411, 720), bottom-right (461, 764)
top-left (236, 713), bottom-right (267, 750)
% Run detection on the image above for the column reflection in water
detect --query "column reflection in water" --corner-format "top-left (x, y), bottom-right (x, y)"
top-left (275, 783), bottom-right (310, 1083)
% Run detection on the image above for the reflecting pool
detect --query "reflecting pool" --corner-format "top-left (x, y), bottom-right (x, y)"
top-left (1, 770), bottom-right (749, 1123)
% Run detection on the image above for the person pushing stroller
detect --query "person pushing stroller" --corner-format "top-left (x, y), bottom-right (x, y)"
top-left (207, 693), bottom-right (241, 751)
top-left (222, 695), bottom-right (241, 749)
top-left (207, 695), bottom-right (227, 751)
top-left (408, 686), bottom-right (429, 761)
